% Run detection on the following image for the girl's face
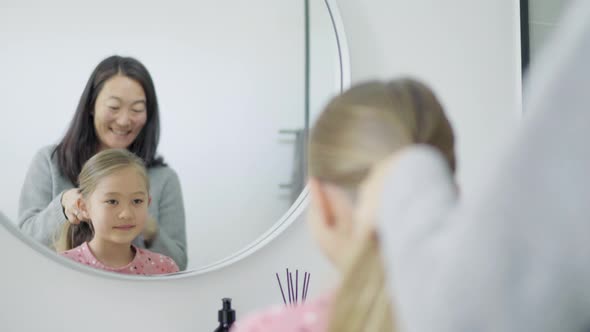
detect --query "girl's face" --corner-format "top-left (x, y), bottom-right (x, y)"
top-left (82, 166), bottom-right (151, 246)
top-left (94, 75), bottom-right (148, 151)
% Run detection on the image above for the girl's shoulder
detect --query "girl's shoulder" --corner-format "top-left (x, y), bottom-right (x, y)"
top-left (231, 293), bottom-right (332, 332)
top-left (134, 247), bottom-right (179, 274)
top-left (59, 242), bottom-right (94, 265)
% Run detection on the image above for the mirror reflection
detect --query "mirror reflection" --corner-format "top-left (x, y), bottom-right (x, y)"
top-left (0, 0), bottom-right (343, 273)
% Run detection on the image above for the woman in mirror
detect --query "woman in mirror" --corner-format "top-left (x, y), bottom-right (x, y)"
top-left (232, 78), bottom-right (456, 331)
top-left (57, 148), bottom-right (179, 275)
top-left (17, 55), bottom-right (188, 270)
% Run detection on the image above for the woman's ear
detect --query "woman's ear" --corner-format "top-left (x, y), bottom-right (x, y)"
top-left (309, 177), bottom-right (336, 228)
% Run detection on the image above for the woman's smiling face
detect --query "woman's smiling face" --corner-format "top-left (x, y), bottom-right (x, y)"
top-left (93, 75), bottom-right (147, 151)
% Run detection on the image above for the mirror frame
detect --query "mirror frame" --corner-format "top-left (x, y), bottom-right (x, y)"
top-left (520, 0), bottom-right (530, 74)
top-left (0, 0), bottom-right (350, 280)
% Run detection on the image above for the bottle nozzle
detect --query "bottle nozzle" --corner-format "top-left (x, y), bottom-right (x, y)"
top-left (222, 298), bottom-right (232, 310)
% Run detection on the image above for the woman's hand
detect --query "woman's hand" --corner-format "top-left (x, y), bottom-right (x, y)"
top-left (354, 152), bottom-right (403, 238)
top-left (61, 188), bottom-right (86, 224)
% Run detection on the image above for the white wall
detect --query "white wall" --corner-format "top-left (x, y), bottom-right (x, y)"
top-left (336, 0), bottom-right (522, 188)
top-left (0, 0), bottom-right (340, 269)
top-left (0, 1), bottom-right (521, 331)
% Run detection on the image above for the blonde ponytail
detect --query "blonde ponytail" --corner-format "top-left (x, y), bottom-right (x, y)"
top-left (327, 234), bottom-right (395, 332)
top-left (308, 78), bottom-right (456, 331)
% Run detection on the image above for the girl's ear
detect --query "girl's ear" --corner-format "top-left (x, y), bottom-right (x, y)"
top-left (309, 177), bottom-right (336, 228)
top-left (148, 195), bottom-right (152, 207)
top-left (76, 198), bottom-right (90, 221)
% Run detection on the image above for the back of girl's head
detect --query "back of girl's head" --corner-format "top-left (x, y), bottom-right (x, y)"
top-left (54, 149), bottom-right (149, 252)
top-left (311, 78), bottom-right (455, 332)
top-left (309, 78), bottom-right (455, 192)
top-left (55, 55), bottom-right (164, 186)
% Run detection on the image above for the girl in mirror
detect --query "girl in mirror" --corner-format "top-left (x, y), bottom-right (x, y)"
top-left (17, 55), bottom-right (187, 270)
top-left (232, 78), bottom-right (456, 332)
top-left (56, 148), bottom-right (179, 275)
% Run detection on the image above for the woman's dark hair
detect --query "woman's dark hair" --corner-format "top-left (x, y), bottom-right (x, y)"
top-left (54, 55), bottom-right (165, 185)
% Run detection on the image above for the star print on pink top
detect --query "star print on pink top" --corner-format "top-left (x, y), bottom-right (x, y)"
top-left (60, 242), bottom-right (179, 275)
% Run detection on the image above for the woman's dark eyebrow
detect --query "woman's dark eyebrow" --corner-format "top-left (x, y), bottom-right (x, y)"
top-left (106, 96), bottom-right (146, 104)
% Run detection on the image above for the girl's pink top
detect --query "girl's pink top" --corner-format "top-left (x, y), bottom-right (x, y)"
top-left (231, 292), bottom-right (333, 332)
top-left (60, 242), bottom-right (179, 275)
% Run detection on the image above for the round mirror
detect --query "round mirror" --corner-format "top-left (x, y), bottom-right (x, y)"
top-left (0, 0), bottom-right (349, 276)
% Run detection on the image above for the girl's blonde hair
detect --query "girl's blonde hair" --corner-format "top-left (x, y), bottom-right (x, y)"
top-left (309, 78), bottom-right (455, 192)
top-left (54, 149), bottom-right (149, 252)
top-left (307, 78), bottom-right (456, 332)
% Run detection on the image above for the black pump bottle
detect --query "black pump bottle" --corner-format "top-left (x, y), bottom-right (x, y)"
top-left (214, 298), bottom-right (236, 331)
